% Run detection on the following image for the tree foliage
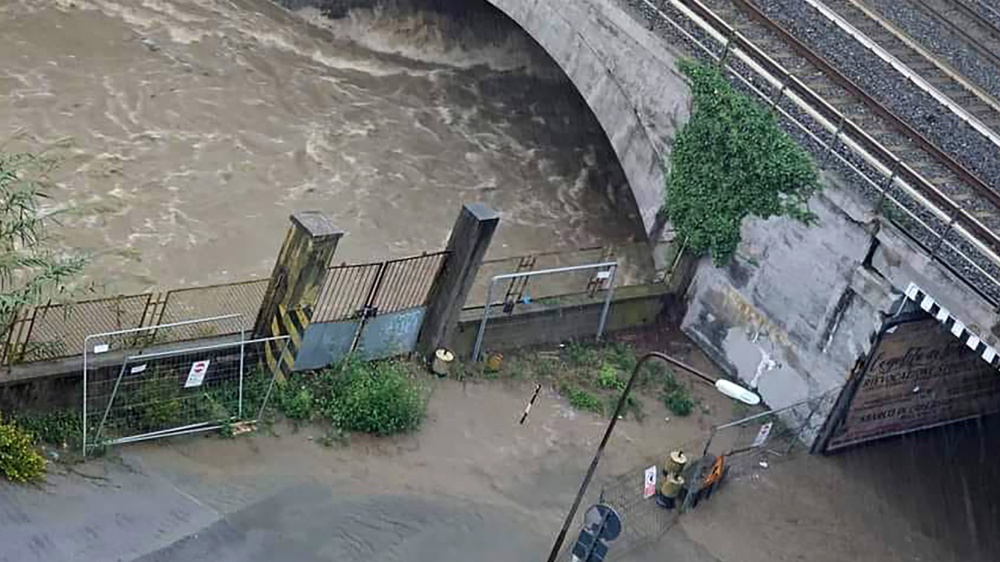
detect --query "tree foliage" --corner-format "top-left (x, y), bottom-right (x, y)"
top-left (665, 60), bottom-right (820, 264)
top-left (1, 151), bottom-right (86, 351)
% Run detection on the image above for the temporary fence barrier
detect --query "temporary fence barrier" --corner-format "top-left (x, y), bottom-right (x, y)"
top-left (84, 335), bottom-right (288, 449)
top-left (82, 314), bottom-right (252, 453)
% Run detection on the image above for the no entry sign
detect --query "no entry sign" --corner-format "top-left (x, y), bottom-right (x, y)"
top-left (184, 359), bottom-right (211, 388)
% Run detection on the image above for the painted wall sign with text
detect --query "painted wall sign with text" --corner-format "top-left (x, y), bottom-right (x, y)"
top-left (826, 317), bottom-right (1000, 451)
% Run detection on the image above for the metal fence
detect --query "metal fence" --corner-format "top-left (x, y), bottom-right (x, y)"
top-left (578, 391), bottom-right (840, 559)
top-left (698, 390), bottom-right (840, 478)
top-left (83, 317), bottom-right (288, 451)
top-left (1, 279), bottom-right (270, 367)
top-left (300, 252), bottom-right (448, 367)
top-left (313, 252), bottom-right (447, 323)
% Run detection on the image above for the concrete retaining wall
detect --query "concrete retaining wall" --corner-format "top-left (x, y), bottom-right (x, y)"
top-left (450, 284), bottom-right (673, 357)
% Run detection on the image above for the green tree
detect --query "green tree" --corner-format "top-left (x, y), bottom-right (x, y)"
top-left (665, 60), bottom-right (820, 264)
top-left (1, 150), bottom-right (86, 359)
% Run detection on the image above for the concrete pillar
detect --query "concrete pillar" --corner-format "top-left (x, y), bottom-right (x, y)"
top-left (254, 212), bottom-right (343, 377)
top-left (417, 203), bottom-right (499, 356)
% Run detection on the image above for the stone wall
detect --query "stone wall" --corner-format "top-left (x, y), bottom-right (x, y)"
top-left (682, 172), bottom-right (1000, 440)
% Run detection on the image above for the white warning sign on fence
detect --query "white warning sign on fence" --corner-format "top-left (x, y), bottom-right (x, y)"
top-left (184, 360), bottom-right (211, 388)
top-left (643, 465), bottom-right (657, 499)
top-left (753, 422), bottom-right (773, 448)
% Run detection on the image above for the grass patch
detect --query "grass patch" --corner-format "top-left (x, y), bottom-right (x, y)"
top-left (562, 386), bottom-right (604, 415)
top-left (13, 409), bottom-right (82, 450)
top-left (471, 340), bottom-right (679, 421)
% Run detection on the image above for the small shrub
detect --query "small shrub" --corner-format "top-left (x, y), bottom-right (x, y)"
top-left (564, 341), bottom-right (598, 367)
top-left (0, 416), bottom-right (46, 483)
top-left (563, 386), bottom-right (604, 415)
top-left (608, 394), bottom-right (646, 422)
top-left (662, 388), bottom-right (695, 417)
top-left (596, 363), bottom-right (626, 391)
top-left (276, 381), bottom-right (315, 422)
top-left (604, 343), bottom-right (637, 373)
top-left (318, 359), bottom-right (427, 436)
top-left (636, 360), bottom-right (674, 388)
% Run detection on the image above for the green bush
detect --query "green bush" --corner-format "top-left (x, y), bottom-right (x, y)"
top-left (276, 382), bottom-right (315, 422)
top-left (596, 363), bottom-right (626, 391)
top-left (665, 60), bottom-right (819, 264)
top-left (662, 388), bottom-right (695, 417)
top-left (317, 359), bottom-right (427, 436)
top-left (0, 415), bottom-right (46, 483)
top-left (604, 342), bottom-right (637, 373)
top-left (13, 410), bottom-right (82, 449)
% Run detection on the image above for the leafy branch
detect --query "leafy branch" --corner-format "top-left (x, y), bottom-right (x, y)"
top-left (664, 60), bottom-right (820, 264)
top-left (0, 150), bottom-right (86, 356)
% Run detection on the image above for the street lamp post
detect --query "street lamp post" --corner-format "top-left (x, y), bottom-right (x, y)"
top-left (544, 351), bottom-right (760, 562)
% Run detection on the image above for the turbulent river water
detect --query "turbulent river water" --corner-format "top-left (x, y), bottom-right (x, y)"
top-left (0, 0), bottom-right (640, 294)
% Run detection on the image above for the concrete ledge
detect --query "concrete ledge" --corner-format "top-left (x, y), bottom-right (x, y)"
top-left (0, 334), bottom-right (244, 412)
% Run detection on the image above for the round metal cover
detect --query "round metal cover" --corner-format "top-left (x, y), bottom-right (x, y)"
top-left (582, 503), bottom-right (622, 541)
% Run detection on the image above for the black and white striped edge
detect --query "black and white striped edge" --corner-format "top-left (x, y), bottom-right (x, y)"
top-left (904, 283), bottom-right (999, 371)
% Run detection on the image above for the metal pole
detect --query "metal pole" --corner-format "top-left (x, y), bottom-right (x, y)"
top-left (472, 278), bottom-right (496, 361)
top-left (545, 352), bottom-right (718, 562)
top-left (595, 265), bottom-right (617, 341)
top-left (238, 327), bottom-right (246, 419)
top-left (82, 338), bottom-right (89, 456)
top-left (94, 359), bottom-right (131, 446)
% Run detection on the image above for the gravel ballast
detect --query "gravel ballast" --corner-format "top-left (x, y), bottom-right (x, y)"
top-left (750, 0), bottom-right (1000, 193)
top-left (862, 0), bottom-right (1000, 102)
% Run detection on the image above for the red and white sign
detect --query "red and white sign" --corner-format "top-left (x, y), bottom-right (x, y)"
top-left (184, 360), bottom-right (211, 388)
top-left (643, 465), bottom-right (657, 499)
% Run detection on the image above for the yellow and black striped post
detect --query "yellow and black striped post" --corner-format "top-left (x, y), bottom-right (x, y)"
top-left (255, 212), bottom-right (342, 381)
top-left (264, 304), bottom-right (312, 383)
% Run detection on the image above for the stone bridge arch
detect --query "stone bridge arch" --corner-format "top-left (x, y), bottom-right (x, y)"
top-left (482, 0), bottom-right (691, 236)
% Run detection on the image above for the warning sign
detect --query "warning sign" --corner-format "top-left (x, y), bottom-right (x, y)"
top-left (643, 465), bottom-right (657, 499)
top-left (752, 422), bottom-right (773, 448)
top-left (184, 360), bottom-right (211, 388)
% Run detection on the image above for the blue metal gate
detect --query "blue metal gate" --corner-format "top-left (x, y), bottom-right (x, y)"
top-left (294, 252), bottom-right (447, 370)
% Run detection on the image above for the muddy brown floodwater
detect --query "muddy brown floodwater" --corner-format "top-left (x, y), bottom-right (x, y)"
top-left (0, 0), bottom-right (642, 295)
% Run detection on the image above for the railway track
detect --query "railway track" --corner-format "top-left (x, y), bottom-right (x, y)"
top-left (905, 0), bottom-right (1000, 94)
top-left (691, 0), bottom-right (1000, 226)
top-left (817, 0), bottom-right (1000, 140)
top-left (968, 0), bottom-right (1000, 33)
top-left (622, 0), bottom-right (1000, 304)
top-left (740, 0), bottom-right (1000, 195)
